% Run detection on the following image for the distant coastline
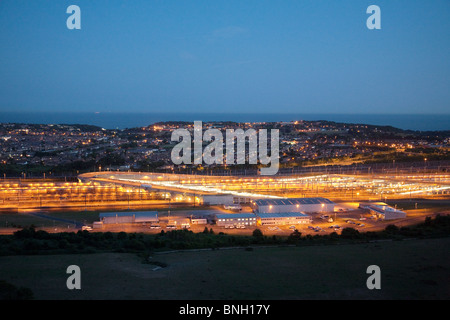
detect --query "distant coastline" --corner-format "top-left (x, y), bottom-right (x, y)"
top-left (0, 112), bottom-right (449, 131)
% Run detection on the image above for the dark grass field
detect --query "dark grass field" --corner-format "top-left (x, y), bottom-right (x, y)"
top-left (0, 237), bottom-right (449, 300)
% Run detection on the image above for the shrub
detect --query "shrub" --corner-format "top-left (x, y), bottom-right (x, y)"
top-left (23, 239), bottom-right (43, 251)
top-left (287, 230), bottom-right (302, 243)
top-left (252, 229), bottom-right (263, 238)
top-left (117, 232), bottom-right (127, 240)
top-left (340, 227), bottom-right (361, 239)
top-left (124, 239), bottom-right (145, 251)
top-left (13, 227), bottom-right (36, 239)
top-left (385, 224), bottom-right (400, 234)
top-left (103, 232), bottom-right (114, 240)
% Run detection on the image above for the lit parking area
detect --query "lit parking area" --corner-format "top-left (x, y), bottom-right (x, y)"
top-left (86, 201), bottom-right (439, 236)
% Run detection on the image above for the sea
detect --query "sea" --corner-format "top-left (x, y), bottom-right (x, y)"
top-left (0, 112), bottom-right (449, 131)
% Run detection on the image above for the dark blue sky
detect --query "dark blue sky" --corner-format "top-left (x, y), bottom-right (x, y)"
top-left (0, 0), bottom-right (449, 114)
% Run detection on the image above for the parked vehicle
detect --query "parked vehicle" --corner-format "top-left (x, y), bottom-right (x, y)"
top-left (224, 204), bottom-right (242, 211)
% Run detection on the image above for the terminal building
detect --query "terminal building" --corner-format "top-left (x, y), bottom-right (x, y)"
top-left (99, 211), bottom-right (159, 224)
top-left (359, 203), bottom-right (407, 220)
top-left (202, 194), bottom-right (235, 206)
top-left (202, 194), bottom-right (254, 206)
top-left (257, 212), bottom-right (312, 226)
top-left (215, 213), bottom-right (257, 228)
top-left (252, 197), bottom-right (335, 214)
top-left (215, 212), bottom-right (312, 227)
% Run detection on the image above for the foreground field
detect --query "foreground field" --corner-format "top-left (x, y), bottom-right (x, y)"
top-left (0, 237), bottom-right (449, 300)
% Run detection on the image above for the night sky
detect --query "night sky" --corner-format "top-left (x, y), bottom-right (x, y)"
top-left (0, 0), bottom-right (449, 114)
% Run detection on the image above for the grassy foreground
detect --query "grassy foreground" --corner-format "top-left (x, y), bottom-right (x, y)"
top-left (0, 214), bottom-right (449, 300)
top-left (0, 237), bottom-right (449, 300)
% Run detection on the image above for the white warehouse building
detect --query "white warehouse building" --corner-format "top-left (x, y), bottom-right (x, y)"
top-left (202, 194), bottom-right (235, 206)
top-left (202, 194), bottom-right (254, 206)
top-left (99, 211), bottom-right (158, 224)
top-left (215, 213), bottom-right (257, 227)
top-left (360, 203), bottom-right (407, 220)
top-left (257, 212), bottom-right (312, 226)
top-left (252, 197), bottom-right (335, 214)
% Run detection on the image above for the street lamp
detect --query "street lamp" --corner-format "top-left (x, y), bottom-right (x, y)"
top-left (168, 196), bottom-right (171, 218)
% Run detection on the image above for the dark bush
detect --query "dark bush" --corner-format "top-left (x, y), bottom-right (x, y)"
top-left (34, 230), bottom-right (50, 240)
top-left (329, 231), bottom-right (339, 239)
top-left (287, 230), bottom-right (302, 243)
top-left (117, 232), bottom-right (127, 240)
top-left (385, 224), bottom-right (400, 234)
top-left (103, 232), bottom-right (114, 240)
top-left (23, 239), bottom-right (43, 251)
top-left (58, 239), bottom-right (70, 249)
top-left (124, 239), bottom-right (145, 251)
top-left (340, 227), bottom-right (361, 239)
top-left (252, 229), bottom-right (263, 238)
top-left (13, 227), bottom-right (36, 239)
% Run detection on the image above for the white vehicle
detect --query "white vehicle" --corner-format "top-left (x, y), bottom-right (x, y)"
top-left (166, 225), bottom-right (177, 229)
top-left (81, 226), bottom-right (92, 231)
top-left (150, 225), bottom-right (161, 229)
top-left (224, 204), bottom-right (242, 211)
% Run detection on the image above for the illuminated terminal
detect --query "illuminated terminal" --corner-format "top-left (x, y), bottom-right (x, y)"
top-left (257, 212), bottom-right (312, 226)
top-left (99, 211), bottom-right (159, 224)
top-left (359, 203), bottom-right (407, 220)
top-left (252, 197), bottom-right (335, 214)
top-left (216, 213), bottom-right (257, 228)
